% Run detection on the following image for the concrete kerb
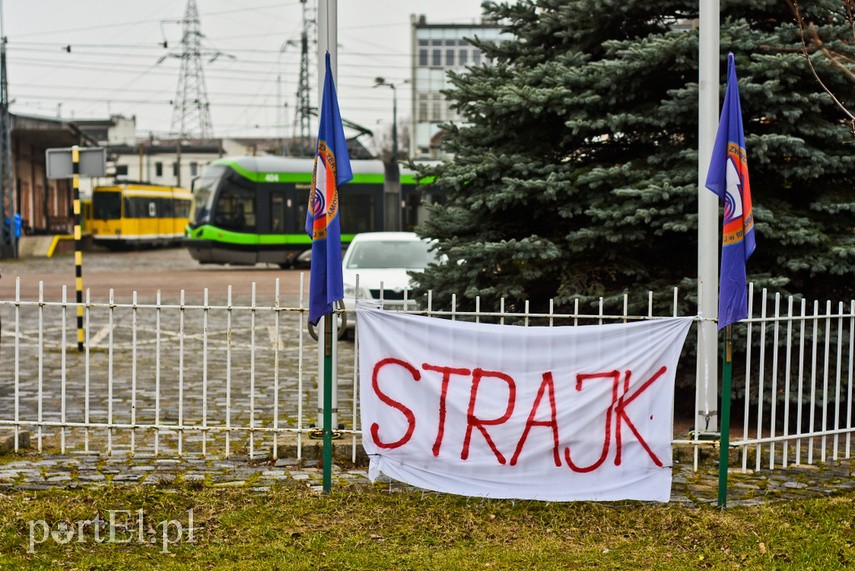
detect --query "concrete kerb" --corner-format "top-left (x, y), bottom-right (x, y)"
top-left (271, 434), bottom-right (370, 466)
top-left (0, 433), bottom-right (853, 507)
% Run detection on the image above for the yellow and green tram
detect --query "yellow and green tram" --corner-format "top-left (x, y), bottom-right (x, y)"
top-left (88, 183), bottom-right (192, 249)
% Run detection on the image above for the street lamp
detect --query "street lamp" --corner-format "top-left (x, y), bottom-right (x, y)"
top-left (373, 77), bottom-right (403, 229)
top-left (373, 76), bottom-right (398, 163)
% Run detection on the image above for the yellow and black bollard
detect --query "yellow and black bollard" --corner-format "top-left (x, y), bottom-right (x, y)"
top-left (72, 146), bottom-right (84, 352)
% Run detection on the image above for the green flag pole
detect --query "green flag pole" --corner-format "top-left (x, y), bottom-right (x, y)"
top-left (717, 325), bottom-right (733, 507)
top-left (323, 312), bottom-right (334, 494)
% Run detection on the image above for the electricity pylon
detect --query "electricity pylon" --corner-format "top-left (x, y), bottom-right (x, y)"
top-left (166, 0), bottom-right (223, 140)
top-left (292, 0), bottom-right (315, 155)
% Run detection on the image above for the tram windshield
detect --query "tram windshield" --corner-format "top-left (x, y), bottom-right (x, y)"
top-left (190, 165), bottom-right (225, 225)
top-left (213, 181), bottom-right (256, 232)
top-left (92, 190), bottom-right (122, 220)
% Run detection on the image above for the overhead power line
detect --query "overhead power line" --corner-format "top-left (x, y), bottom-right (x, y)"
top-left (11, 2), bottom-right (300, 38)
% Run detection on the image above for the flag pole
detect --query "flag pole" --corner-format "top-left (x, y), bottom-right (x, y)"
top-left (317, 0), bottom-right (338, 495)
top-left (697, 0), bottom-right (721, 437)
top-left (717, 324), bottom-right (733, 507)
top-left (323, 313), bottom-right (334, 493)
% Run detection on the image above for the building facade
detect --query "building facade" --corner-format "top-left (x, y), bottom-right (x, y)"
top-left (76, 115), bottom-right (232, 190)
top-left (409, 14), bottom-right (507, 159)
top-left (11, 113), bottom-right (96, 237)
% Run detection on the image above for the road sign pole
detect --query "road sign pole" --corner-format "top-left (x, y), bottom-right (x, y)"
top-left (45, 145), bottom-right (105, 352)
top-left (72, 146), bottom-right (84, 352)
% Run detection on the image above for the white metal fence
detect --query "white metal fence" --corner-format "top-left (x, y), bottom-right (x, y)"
top-left (0, 276), bottom-right (333, 461)
top-left (1, 277), bottom-right (853, 473)
top-left (734, 284), bottom-right (855, 472)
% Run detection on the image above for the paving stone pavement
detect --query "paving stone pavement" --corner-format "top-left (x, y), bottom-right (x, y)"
top-left (0, 445), bottom-right (852, 507)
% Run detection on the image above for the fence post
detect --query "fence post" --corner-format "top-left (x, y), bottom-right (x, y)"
top-left (717, 326), bottom-right (733, 507)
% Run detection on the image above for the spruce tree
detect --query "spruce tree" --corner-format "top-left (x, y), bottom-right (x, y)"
top-left (413, 0), bottom-right (855, 317)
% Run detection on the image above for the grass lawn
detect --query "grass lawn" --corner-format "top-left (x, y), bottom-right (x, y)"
top-left (0, 480), bottom-right (852, 570)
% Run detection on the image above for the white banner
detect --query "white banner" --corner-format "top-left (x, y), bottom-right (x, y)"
top-left (358, 303), bottom-right (693, 502)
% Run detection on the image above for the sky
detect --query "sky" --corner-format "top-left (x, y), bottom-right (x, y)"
top-left (3, 0), bottom-right (489, 148)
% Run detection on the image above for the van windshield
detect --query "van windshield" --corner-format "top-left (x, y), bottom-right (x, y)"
top-left (345, 239), bottom-right (434, 270)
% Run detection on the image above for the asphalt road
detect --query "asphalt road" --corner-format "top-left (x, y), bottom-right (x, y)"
top-left (0, 246), bottom-right (309, 304)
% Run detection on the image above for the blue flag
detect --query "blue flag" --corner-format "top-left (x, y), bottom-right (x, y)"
top-left (705, 53), bottom-right (756, 330)
top-left (306, 52), bottom-right (353, 326)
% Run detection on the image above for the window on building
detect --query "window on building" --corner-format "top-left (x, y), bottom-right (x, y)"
top-left (155, 162), bottom-right (163, 177)
top-left (472, 49), bottom-right (482, 65)
top-left (172, 162), bottom-right (178, 177)
top-left (431, 94), bottom-right (442, 121)
top-left (115, 165), bottom-right (128, 176)
top-left (459, 48), bottom-right (469, 66)
top-left (431, 39), bottom-right (442, 66)
top-left (445, 49), bottom-right (455, 66)
top-left (418, 39), bottom-right (428, 67)
top-left (418, 94), bottom-right (428, 122)
top-left (190, 162), bottom-right (198, 177)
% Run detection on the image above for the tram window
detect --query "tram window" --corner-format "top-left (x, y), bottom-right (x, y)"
top-left (125, 197), bottom-right (150, 218)
top-left (270, 192), bottom-right (286, 233)
top-left (161, 198), bottom-right (174, 218)
top-left (214, 185), bottom-right (256, 231)
top-left (175, 200), bottom-right (190, 219)
top-left (295, 195), bottom-right (308, 232)
top-left (92, 192), bottom-right (121, 220)
top-left (339, 192), bottom-right (375, 234)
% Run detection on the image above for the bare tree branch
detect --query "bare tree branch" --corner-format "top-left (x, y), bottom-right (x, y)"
top-left (790, 0), bottom-right (855, 136)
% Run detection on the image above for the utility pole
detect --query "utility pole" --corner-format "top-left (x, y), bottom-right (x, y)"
top-left (373, 77), bottom-right (398, 163)
top-left (277, 74), bottom-right (283, 155)
top-left (278, 39), bottom-right (296, 156)
top-left (0, 0), bottom-right (16, 258)
top-left (374, 77), bottom-right (401, 230)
